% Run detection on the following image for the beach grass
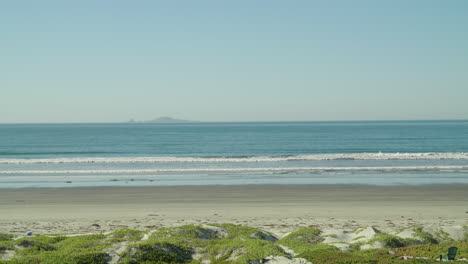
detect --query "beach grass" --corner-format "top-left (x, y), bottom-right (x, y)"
top-left (1, 224), bottom-right (468, 264)
top-left (276, 227), bottom-right (325, 254)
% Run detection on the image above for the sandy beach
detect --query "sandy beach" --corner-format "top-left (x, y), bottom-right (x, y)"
top-left (1, 184), bottom-right (467, 236)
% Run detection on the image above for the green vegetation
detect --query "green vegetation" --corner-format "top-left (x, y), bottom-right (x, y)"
top-left (365, 233), bottom-right (418, 249)
top-left (298, 248), bottom-right (392, 264)
top-left (210, 223), bottom-right (277, 241)
top-left (297, 242), bottom-right (468, 264)
top-left (150, 224), bottom-right (220, 241)
top-left (396, 242), bottom-right (468, 260)
top-left (276, 227), bottom-right (324, 254)
top-left (0, 234), bottom-right (15, 251)
top-left (203, 238), bottom-right (285, 264)
top-left (0, 234), bottom-right (14, 242)
top-left (433, 228), bottom-right (454, 244)
top-left (2, 234), bottom-right (109, 264)
top-left (0, 241), bottom-right (14, 252)
top-left (352, 235), bottom-right (365, 241)
top-left (120, 240), bottom-right (193, 264)
top-left (413, 227), bottom-right (438, 244)
top-left (1, 225), bottom-right (468, 264)
top-left (148, 224), bottom-right (285, 264)
top-left (108, 228), bottom-right (144, 243)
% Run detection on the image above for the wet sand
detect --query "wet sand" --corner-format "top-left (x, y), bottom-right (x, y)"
top-left (1, 185), bottom-right (467, 235)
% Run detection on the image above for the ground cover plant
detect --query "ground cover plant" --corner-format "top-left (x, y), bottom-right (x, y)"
top-left (1, 224), bottom-right (468, 264)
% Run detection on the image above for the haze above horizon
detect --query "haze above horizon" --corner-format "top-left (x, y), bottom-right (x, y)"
top-left (1, 1), bottom-right (467, 123)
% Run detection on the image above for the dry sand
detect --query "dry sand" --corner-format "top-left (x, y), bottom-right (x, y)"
top-left (0, 185), bottom-right (467, 236)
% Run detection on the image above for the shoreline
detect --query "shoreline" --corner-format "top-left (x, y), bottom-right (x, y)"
top-left (3, 182), bottom-right (468, 189)
top-left (1, 184), bottom-right (467, 235)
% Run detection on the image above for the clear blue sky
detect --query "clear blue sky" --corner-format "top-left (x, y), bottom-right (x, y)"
top-left (1, 0), bottom-right (467, 123)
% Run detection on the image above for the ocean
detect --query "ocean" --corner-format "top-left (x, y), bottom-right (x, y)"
top-left (1, 120), bottom-right (468, 188)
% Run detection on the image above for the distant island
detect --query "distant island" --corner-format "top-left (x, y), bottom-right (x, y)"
top-left (148, 117), bottom-right (191, 123)
top-left (126, 117), bottom-right (193, 123)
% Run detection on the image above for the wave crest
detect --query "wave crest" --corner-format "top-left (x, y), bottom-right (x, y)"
top-left (0, 152), bottom-right (468, 164)
top-left (1, 165), bottom-right (467, 175)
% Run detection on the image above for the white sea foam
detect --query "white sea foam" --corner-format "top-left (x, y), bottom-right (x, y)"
top-left (1, 165), bottom-right (467, 174)
top-left (0, 152), bottom-right (468, 164)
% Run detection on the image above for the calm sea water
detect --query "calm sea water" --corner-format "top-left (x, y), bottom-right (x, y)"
top-left (1, 120), bottom-right (468, 188)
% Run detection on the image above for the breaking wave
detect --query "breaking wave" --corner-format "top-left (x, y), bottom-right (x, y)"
top-left (1, 152), bottom-right (468, 164)
top-left (1, 165), bottom-right (468, 174)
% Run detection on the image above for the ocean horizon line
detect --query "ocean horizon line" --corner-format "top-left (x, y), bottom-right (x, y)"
top-left (1, 118), bottom-right (467, 125)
